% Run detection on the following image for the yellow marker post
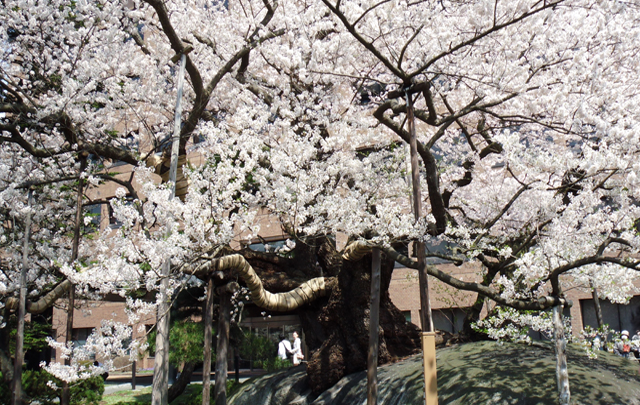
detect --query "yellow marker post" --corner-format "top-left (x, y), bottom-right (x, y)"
top-left (405, 87), bottom-right (439, 405)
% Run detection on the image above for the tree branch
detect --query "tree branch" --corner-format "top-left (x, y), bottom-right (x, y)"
top-left (398, 25), bottom-right (423, 70)
top-left (344, 241), bottom-right (571, 310)
top-left (183, 254), bottom-right (329, 311)
top-left (373, 100), bottom-right (447, 233)
top-left (5, 280), bottom-right (71, 314)
top-left (408, 0), bottom-right (564, 78)
top-left (321, 0), bottom-right (408, 81)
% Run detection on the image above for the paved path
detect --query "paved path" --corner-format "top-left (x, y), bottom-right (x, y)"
top-left (104, 369), bottom-right (267, 395)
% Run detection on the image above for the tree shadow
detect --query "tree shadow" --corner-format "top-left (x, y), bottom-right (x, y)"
top-left (437, 341), bottom-right (640, 405)
top-left (227, 341), bottom-right (640, 405)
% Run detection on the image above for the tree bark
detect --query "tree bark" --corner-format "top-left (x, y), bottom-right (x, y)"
top-left (589, 280), bottom-right (604, 329)
top-left (553, 304), bottom-right (570, 405)
top-left (152, 270), bottom-right (171, 405)
top-left (367, 249), bottom-right (381, 405)
top-left (12, 189), bottom-right (32, 405)
top-left (300, 240), bottom-right (421, 394)
top-left (214, 290), bottom-right (231, 405)
top-left (0, 315), bottom-right (14, 387)
top-left (202, 278), bottom-right (215, 405)
top-left (168, 361), bottom-right (197, 403)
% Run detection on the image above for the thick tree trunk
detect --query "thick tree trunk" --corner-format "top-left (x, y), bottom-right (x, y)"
top-left (297, 240), bottom-right (421, 394)
top-left (236, 237), bottom-right (421, 395)
top-left (214, 290), bottom-right (231, 405)
top-left (151, 265), bottom-right (171, 405)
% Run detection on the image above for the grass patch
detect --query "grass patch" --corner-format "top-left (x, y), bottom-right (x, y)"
top-left (100, 384), bottom-right (218, 405)
top-left (100, 386), bottom-right (152, 405)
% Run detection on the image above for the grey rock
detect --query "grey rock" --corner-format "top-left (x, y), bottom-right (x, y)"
top-left (229, 341), bottom-right (640, 405)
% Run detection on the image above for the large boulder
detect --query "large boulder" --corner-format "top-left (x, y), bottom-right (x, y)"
top-left (229, 341), bottom-right (640, 405)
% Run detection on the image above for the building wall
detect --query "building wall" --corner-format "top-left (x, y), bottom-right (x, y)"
top-left (388, 263), bottom-right (640, 337)
top-left (388, 262), bottom-right (485, 331)
top-left (52, 300), bottom-right (156, 370)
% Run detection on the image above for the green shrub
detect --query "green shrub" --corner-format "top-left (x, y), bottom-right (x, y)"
top-left (263, 356), bottom-right (292, 372)
top-left (0, 369), bottom-right (104, 405)
top-left (70, 373), bottom-right (105, 405)
top-left (148, 320), bottom-right (213, 367)
top-left (239, 333), bottom-right (273, 367)
top-left (21, 369), bottom-right (59, 405)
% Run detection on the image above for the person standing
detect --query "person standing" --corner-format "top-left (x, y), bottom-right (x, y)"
top-left (277, 334), bottom-right (293, 361)
top-left (291, 331), bottom-right (304, 366)
top-left (631, 332), bottom-right (640, 360)
top-left (614, 330), bottom-right (632, 358)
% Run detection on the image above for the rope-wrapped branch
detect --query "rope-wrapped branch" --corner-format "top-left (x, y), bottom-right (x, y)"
top-left (186, 254), bottom-right (327, 312)
top-left (342, 240), bottom-right (374, 261)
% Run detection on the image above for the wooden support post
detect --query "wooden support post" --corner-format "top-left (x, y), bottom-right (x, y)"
top-left (422, 331), bottom-right (438, 401)
top-left (367, 248), bottom-right (382, 405)
top-left (214, 290), bottom-right (231, 405)
top-left (11, 189), bottom-right (33, 405)
top-left (152, 48), bottom-right (188, 405)
top-left (132, 361), bottom-right (137, 390)
top-left (406, 90), bottom-right (438, 405)
top-left (553, 304), bottom-right (570, 405)
top-left (202, 278), bottom-right (215, 405)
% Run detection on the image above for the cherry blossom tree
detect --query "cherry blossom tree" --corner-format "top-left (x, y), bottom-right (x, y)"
top-left (2, 0), bottom-right (640, 403)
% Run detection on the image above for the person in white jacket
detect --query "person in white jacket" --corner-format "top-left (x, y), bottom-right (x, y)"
top-left (277, 335), bottom-right (293, 360)
top-left (292, 331), bottom-right (304, 365)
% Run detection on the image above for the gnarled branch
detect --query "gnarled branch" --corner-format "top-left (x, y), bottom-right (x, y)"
top-left (185, 254), bottom-right (329, 311)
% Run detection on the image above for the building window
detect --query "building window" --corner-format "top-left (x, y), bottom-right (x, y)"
top-left (108, 204), bottom-right (122, 228)
top-left (146, 325), bottom-right (155, 357)
top-left (580, 295), bottom-right (640, 334)
top-left (72, 328), bottom-right (94, 347)
top-left (248, 240), bottom-right (285, 252)
top-left (431, 308), bottom-right (468, 334)
top-left (424, 239), bottom-right (462, 265)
